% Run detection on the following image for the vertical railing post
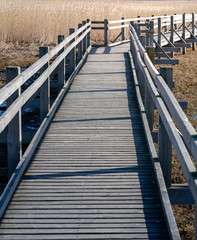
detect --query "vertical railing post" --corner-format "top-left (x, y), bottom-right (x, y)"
top-left (182, 13), bottom-right (186, 54)
top-left (86, 19), bottom-right (91, 48)
top-left (174, 13), bottom-right (177, 30)
top-left (158, 17), bottom-right (161, 46)
top-left (77, 23), bottom-right (83, 63)
top-left (146, 19), bottom-right (150, 46)
top-left (192, 13), bottom-right (196, 51)
top-left (170, 16), bottom-right (174, 58)
top-left (158, 67), bottom-right (173, 188)
top-left (145, 47), bottom-right (155, 132)
top-left (149, 20), bottom-right (154, 47)
top-left (39, 46), bottom-right (50, 123)
top-left (58, 35), bottom-right (65, 91)
top-left (104, 19), bottom-right (108, 46)
top-left (139, 35), bottom-right (146, 48)
top-left (164, 14), bottom-right (167, 32)
top-left (69, 28), bottom-right (76, 73)
top-left (121, 17), bottom-right (125, 41)
top-left (82, 21), bottom-right (87, 54)
top-left (6, 67), bottom-right (22, 179)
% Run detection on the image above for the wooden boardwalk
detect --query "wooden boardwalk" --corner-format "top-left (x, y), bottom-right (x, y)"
top-left (0, 43), bottom-right (171, 239)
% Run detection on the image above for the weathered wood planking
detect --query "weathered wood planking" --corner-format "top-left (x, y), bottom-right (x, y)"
top-left (0, 43), bottom-right (170, 239)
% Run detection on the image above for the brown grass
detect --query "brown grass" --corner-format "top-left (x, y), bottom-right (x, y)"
top-left (1, 0), bottom-right (197, 45)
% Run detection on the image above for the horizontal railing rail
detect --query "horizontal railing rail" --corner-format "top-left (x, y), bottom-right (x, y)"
top-left (129, 23), bottom-right (197, 240)
top-left (0, 19), bottom-right (91, 219)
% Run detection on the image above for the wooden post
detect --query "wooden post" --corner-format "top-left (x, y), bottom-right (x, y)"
top-left (182, 13), bottom-right (186, 54)
top-left (39, 46), bottom-right (50, 123)
top-left (78, 23), bottom-right (83, 63)
top-left (82, 21), bottom-right (87, 54)
top-left (158, 17), bottom-right (161, 46)
top-left (174, 13), bottom-right (177, 30)
top-left (104, 19), bottom-right (108, 46)
top-left (170, 16), bottom-right (174, 58)
top-left (164, 14), bottom-right (167, 32)
top-left (145, 47), bottom-right (155, 132)
top-left (149, 21), bottom-right (154, 47)
top-left (69, 28), bottom-right (76, 73)
top-left (86, 19), bottom-right (91, 48)
top-left (121, 17), bottom-right (125, 41)
top-left (139, 35), bottom-right (146, 48)
top-left (146, 46), bottom-right (155, 64)
top-left (58, 35), bottom-right (65, 91)
top-left (6, 67), bottom-right (22, 179)
top-left (146, 19), bottom-right (150, 46)
top-left (192, 13), bottom-right (196, 51)
top-left (158, 67), bottom-right (173, 188)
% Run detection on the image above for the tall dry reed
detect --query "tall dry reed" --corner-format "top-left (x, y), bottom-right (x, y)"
top-left (1, 0), bottom-right (197, 45)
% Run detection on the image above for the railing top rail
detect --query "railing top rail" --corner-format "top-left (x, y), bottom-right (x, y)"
top-left (129, 23), bottom-right (197, 165)
top-left (108, 14), bottom-right (184, 24)
top-left (0, 21), bottom-right (91, 107)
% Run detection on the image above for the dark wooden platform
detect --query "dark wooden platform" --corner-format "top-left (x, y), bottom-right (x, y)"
top-left (0, 43), bottom-right (170, 239)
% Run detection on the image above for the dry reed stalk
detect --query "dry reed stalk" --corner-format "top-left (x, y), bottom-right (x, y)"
top-left (1, 0), bottom-right (197, 45)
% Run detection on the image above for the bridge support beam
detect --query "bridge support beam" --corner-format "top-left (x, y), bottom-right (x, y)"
top-left (6, 67), bottom-right (22, 179)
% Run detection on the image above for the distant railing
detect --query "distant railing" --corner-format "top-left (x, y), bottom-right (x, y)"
top-left (129, 22), bottom-right (197, 240)
top-left (91, 13), bottom-right (197, 54)
top-left (0, 20), bottom-right (91, 218)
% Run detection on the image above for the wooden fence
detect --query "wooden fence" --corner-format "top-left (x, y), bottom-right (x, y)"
top-left (0, 20), bottom-right (91, 218)
top-left (129, 21), bottom-right (197, 239)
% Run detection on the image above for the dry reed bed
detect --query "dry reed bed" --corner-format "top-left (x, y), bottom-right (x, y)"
top-left (1, 0), bottom-right (197, 45)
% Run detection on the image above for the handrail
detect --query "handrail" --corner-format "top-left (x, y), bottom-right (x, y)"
top-left (0, 27), bottom-right (91, 134)
top-left (0, 21), bottom-right (91, 107)
top-left (129, 23), bottom-right (197, 238)
top-left (0, 20), bottom-right (92, 220)
top-left (130, 23), bottom-right (197, 164)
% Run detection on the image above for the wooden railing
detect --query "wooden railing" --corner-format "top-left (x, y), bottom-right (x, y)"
top-left (0, 13), bottom-right (197, 239)
top-left (0, 20), bottom-right (91, 218)
top-left (91, 13), bottom-right (197, 55)
top-left (129, 22), bottom-right (197, 240)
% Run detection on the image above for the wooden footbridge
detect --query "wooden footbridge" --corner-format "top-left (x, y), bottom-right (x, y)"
top-left (0, 14), bottom-right (197, 239)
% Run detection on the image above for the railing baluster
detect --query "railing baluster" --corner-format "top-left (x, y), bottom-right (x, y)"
top-left (121, 17), bottom-right (125, 41)
top-left (87, 19), bottom-right (91, 48)
top-left (39, 46), bottom-right (50, 123)
top-left (104, 19), bottom-right (108, 46)
top-left (78, 23), bottom-right (83, 63)
top-left (182, 13), bottom-right (186, 54)
top-left (170, 16), bottom-right (174, 58)
top-left (6, 67), bottom-right (22, 179)
top-left (58, 35), bottom-right (65, 91)
top-left (158, 67), bottom-right (173, 188)
top-left (158, 17), bottom-right (161, 46)
top-left (82, 21), bottom-right (87, 54)
top-left (192, 13), bottom-right (196, 51)
top-left (69, 28), bottom-right (76, 73)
